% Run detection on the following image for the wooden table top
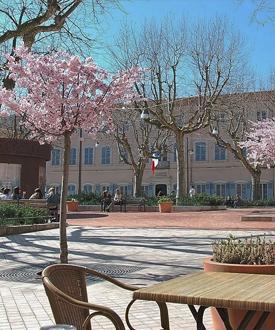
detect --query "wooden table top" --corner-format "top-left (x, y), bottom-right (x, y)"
top-left (133, 271), bottom-right (275, 312)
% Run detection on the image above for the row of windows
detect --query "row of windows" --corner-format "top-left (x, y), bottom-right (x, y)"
top-left (51, 181), bottom-right (273, 201)
top-left (52, 147), bottom-right (111, 166)
top-left (52, 143), bottom-right (230, 166)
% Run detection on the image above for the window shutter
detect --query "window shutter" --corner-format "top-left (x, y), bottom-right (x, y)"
top-left (268, 182), bottom-right (273, 198)
top-left (148, 184), bottom-right (154, 197)
top-left (95, 184), bottom-right (101, 194)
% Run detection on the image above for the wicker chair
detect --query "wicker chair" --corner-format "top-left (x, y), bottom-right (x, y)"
top-left (42, 264), bottom-right (170, 330)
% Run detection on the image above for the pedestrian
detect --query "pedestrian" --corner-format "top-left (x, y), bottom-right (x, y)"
top-left (114, 188), bottom-right (123, 205)
top-left (46, 187), bottom-right (60, 221)
top-left (11, 186), bottom-right (22, 200)
top-left (0, 188), bottom-right (11, 200)
top-left (189, 185), bottom-right (196, 197)
top-left (101, 190), bottom-right (112, 212)
top-left (29, 188), bottom-right (43, 199)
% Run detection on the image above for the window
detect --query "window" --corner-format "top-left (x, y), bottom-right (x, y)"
top-left (236, 183), bottom-right (247, 200)
top-left (215, 183), bottom-right (226, 197)
top-left (69, 148), bottom-right (77, 165)
top-left (51, 149), bottom-right (61, 166)
top-left (215, 144), bottom-right (226, 161)
top-left (68, 184), bottom-right (76, 195)
top-left (83, 184), bottom-right (93, 193)
top-left (257, 111), bottom-right (267, 121)
top-left (260, 183), bottom-right (268, 200)
top-left (101, 146), bottom-right (111, 164)
top-left (84, 147), bottom-right (93, 165)
top-left (195, 142), bottom-right (206, 161)
top-left (196, 184), bottom-right (206, 194)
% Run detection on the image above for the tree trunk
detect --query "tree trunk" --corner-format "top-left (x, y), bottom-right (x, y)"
top-left (175, 132), bottom-right (186, 203)
top-left (133, 163), bottom-right (145, 197)
top-left (251, 172), bottom-right (261, 201)
top-left (60, 131), bottom-right (71, 263)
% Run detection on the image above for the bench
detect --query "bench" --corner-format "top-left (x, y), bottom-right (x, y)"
top-left (124, 198), bottom-right (146, 212)
top-left (0, 199), bottom-right (59, 221)
top-left (109, 198), bottom-right (146, 212)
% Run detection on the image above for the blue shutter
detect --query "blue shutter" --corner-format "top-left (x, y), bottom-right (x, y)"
top-left (268, 182), bottom-right (273, 198)
top-left (112, 183), bottom-right (118, 194)
top-left (210, 183), bottom-right (215, 195)
top-left (95, 184), bottom-right (101, 194)
top-left (225, 183), bottom-right (230, 196)
top-left (245, 182), bottom-right (252, 200)
top-left (148, 184), bottom-right (154, 197)
top-left (127, 184), bottom-right (133, 196)
top-left (229, 183), bottom-right (236, 197)
top-left (205, 183), bottom-right (210, 195)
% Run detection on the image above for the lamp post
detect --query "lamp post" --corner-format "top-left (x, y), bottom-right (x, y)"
top-left (78, 128), bottom-right (83, 195)
top-left (186, 136), bottom-right (194, 193)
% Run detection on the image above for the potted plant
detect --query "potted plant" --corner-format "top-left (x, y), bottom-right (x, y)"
top-left (158, 196), bottom-right (173, 213)
top-left (66, 198), bottom-right (79, 212)
top-left (204, 235), bottom-right (275, 330)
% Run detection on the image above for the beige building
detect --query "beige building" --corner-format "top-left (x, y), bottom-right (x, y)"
top-left (46, 93), bottom-right (275, 200)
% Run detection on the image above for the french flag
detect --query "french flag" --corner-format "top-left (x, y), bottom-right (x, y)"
top-left (151, 158), bottom-right (159, 175)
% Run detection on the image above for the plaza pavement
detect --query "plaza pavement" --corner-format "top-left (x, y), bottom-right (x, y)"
top-left (0, 208), bottom-right (275, 330)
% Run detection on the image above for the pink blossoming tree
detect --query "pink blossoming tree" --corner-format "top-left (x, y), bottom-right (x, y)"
top-left (241, 118), bottom-right (275, 168)
top-left (0, 47), bottom-right (142, 263)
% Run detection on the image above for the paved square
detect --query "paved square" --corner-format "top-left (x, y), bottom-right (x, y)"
top-left (0, 220), bottom-right (274, 329)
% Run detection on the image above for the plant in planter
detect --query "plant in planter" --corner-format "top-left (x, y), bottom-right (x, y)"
top-left (204, 235), bottom-right (275, 330)
top-left (158, 196), bottom-right (173, 213)
top-left (66, 197), bottom-right (79, 212)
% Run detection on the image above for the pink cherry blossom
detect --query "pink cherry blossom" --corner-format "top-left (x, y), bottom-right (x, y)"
top-left (0, 46), bottom-right (144, 263)
top-left (241, 118), bottom-right (275, 168)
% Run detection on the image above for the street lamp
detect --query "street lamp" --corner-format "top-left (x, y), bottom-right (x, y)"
top-left (140, 108), bottom-right (149, 120)
top-left (212, 127), bottom-right (218, 135)
top-left (78, 128), bottom-right (84, 195)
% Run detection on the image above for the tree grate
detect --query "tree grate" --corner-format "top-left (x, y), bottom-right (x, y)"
top-left (0, 263), bottom-right (145, 283)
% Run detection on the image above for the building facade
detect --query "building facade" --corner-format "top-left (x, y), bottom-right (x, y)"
top-left (46, 93), bottom-right (275, 200)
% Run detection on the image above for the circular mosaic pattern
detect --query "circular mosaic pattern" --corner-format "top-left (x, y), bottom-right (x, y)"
top-left (0, 264), bottom-right (144, 282)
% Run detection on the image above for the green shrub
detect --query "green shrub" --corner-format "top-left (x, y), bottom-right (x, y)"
top-left (0, 204), bottom-right (49, 225)
top-left (212, 234), bottom-right (275, 265)
top-left (158, 196), bottom-right (173, 203)
top-left (144, 196), bottom-right (158, 206)
top-left (178, 193), bottom-right (224, 206)
top-left (67, 192), bottom-right (101, 205)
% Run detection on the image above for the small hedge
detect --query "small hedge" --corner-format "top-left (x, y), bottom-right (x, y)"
top-left (67, 192), bottom-right (101, 205)
top-left (0, 204), bottom-right (49, 225)
top-left (177, 193), bottom-right (224, 206)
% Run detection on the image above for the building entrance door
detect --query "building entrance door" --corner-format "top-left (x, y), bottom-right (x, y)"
top-left (155, 184), bottom-right (167, 196)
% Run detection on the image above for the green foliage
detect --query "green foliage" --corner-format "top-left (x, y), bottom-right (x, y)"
top-left (67, 192), bottom-right (101, 205)
top-left (212, 235), bottom-right (275, 265)
top-left (178, 193), bottom-right (224, 206)
top-left (144, 196), bottom-right (159, 206)
top-left (243, 199), bottom-right (275, 207)
top-left (0, 204), bottom-right (49, 225)
top-left (157, 196), bottom-right (173, 204)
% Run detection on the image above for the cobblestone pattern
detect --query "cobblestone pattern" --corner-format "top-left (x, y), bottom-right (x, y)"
top-left (0, 226), bottom-right (274, 329)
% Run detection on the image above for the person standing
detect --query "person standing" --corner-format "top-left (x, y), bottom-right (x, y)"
top-left (189, 185), bottom-right (196, 197)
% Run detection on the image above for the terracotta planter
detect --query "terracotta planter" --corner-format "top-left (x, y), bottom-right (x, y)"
top-left (158, 202), bottom-right (173, 213)
top-left (204, 257), bottom-right (275, 330)
top-left (66, 201), bottom-right (79, 212)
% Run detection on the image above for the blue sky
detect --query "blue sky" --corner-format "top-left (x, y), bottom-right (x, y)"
top-left (92, 0), bottom-right (274, 80)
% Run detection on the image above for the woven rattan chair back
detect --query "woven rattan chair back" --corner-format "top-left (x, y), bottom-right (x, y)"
top-left (42, 264), bottom-right (92, 330)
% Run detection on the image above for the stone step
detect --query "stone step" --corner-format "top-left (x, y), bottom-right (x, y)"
top-left (241, 214), bottom-right (275, 222)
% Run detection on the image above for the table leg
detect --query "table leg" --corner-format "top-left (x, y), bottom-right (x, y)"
top-left (254, 311), bottom-right (270, 330)
top-left (237, 310), bottom-right (256, 329)
top-left (216, 308), bottom-right (233, 330)
top-left (188, 305), bottom-right (207, 330)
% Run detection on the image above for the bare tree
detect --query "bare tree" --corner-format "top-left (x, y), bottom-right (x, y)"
top-left (209, 91), bottom-right (267, 200)
top-left (109, 16), bottom-right (245, 201)
top-left (112, 106), bottom-right (170, 197)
